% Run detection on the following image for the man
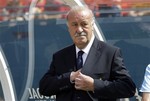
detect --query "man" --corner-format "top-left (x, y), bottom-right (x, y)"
top-left (140, 64), bottom-right (150, 101)
top-left (39, 6), bottom-right (136, 101)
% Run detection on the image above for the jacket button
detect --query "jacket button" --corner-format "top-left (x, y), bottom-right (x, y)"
top-left (77, 96), bottom-right (80, 100)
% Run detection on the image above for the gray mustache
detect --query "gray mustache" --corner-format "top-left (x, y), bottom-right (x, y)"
top-left (75, 32), bottom-right (86, 37)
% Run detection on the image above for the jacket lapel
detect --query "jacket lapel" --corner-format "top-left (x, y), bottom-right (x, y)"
top-left (81, 38), bottom-right (103, 75)
top-left (65, 44), bottom-right (77, 72)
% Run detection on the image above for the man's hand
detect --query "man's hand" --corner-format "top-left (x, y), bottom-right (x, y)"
top-left (74, 72), bottom-right (94, 91)
top-left (70, 70), bottom-right (81, 83)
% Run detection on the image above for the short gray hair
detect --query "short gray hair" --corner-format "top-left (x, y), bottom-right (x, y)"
top-left (66, 6), bottom-right (94, 21)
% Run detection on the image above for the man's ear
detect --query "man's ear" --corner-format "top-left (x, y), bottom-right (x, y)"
top-left (66, 22), bottom-right (69, 27)
top-left (91, 18), bottom-right (95, 26)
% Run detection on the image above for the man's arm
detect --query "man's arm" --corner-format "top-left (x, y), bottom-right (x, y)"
top-left (142, 92), bottom-right (150, 101)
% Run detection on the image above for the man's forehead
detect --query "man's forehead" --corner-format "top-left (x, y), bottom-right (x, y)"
top-left (68, 10), bottom-right (91, 20)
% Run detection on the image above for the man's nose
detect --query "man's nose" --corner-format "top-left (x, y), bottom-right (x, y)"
top-left (76, 26), bottom-right (83, 33)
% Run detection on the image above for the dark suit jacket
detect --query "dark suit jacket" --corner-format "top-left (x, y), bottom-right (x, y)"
top-left (39, 38), bottom-right (136, 101)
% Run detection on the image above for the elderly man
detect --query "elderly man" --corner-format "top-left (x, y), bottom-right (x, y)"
top-left (39, 5), bottom-right (136, 101)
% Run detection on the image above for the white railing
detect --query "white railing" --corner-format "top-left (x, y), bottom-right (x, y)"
top-left (0, 46), bottom-right (16, 101)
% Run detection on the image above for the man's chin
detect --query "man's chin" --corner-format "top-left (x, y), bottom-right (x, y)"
top-left (76, 42), bottom-right (87, 48)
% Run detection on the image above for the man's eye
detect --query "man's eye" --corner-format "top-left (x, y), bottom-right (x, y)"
top-left (82, 23), bottom-right (89, 27)
top-left (72, 23), bottom-right (77, 26)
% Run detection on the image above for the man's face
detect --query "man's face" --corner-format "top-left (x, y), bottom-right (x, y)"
top-left (67, 10), bottom-right (94, 49)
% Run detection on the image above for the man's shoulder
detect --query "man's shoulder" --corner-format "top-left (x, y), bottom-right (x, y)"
top-left (54, 44), bottom-right (75, 55)
top-left (96, 39), bottom-right (119, 50)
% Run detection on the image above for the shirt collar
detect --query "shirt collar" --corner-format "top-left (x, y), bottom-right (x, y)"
top-left (76, 34), bottom-right (95, 55)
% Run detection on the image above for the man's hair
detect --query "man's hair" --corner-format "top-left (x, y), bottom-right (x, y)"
top-left (66, 5), bottom-right (94, 21)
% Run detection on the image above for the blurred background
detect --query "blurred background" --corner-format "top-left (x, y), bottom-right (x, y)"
top-left (0, 0), bottom-right (150, 21)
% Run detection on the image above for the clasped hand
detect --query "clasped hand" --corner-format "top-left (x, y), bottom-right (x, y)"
top-left (70, 70), bottom-right (94, 91)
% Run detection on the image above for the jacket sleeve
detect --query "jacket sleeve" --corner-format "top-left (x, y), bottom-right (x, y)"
top-left (39, 54), bottom-right (74, 96)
